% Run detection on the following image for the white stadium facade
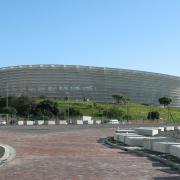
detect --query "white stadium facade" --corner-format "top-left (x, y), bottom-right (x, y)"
top-left (0, 64), bottom-right (180, 106)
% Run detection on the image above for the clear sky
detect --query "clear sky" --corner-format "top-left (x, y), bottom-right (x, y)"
top-left (0, 0), bottom-right (180, 76)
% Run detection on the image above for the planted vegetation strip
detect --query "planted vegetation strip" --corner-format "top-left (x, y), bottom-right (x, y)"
top-left (0, 146), bottom-right (5, 159)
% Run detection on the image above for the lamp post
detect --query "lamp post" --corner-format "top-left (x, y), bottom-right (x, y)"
top-left (6, 83), bottom-right (9, 108)
top-left (6, 82), bottom-right (9, 125)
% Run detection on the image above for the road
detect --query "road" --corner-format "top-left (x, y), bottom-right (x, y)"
top-left (0, 125), bottom-right (179, 180)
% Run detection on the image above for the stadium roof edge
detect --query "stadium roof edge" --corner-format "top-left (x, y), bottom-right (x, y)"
top-left (0, 64), bottom-right (180, 79)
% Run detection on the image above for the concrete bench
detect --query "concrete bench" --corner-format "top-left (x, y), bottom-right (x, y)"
top-left (143, 137), bottom-right (169, 150)
top-left (165, 126), bottom-right (174, 131)
top-left (152, 142), bottom-right (180, 154)
top-left (170, 145), bottom-right (180, 159)
top-left (134, 127), bottom-right (159, 136)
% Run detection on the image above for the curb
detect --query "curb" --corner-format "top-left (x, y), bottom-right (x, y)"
top-left (105, 138), bottom-right (180, 172)
top-left (0, 144), bottom-right (16, 166)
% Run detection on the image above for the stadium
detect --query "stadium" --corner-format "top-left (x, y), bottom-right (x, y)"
top-left (0, 64), bottom-right (180, 106)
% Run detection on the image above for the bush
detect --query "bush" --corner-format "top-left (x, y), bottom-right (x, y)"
top-left (147, 111), bottom-right (160, 120)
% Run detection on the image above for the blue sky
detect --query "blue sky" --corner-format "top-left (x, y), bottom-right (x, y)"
top-left (0, 0), bottom-right (180, 76)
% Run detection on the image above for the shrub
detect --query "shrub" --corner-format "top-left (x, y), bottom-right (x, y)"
top-left (147, 111), bottom-right (160, 120)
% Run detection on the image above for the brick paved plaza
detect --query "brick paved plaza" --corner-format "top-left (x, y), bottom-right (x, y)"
top-left (0, 126), bottom-right (179, 180)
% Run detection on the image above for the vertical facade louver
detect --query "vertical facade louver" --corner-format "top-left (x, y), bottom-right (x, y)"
top-left (0, 64), bottom-right (180, 106)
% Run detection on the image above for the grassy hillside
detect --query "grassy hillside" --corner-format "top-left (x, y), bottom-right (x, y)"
top-left (54, 100), bottom-right (180, 123)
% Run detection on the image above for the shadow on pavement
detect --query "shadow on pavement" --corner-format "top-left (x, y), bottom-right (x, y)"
top-left (153, 176), bottom-right (180, 180)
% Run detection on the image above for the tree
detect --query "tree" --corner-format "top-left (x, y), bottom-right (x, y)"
top-left (14, 96), bottom-right (34, 117)
top-left (34, 100), bottom-right (59, 118)
top-left (0, 96), bottom-right (17, 108)
top-left (121, 95), bottom-right (130, 105)
top-left (112, 94), bottom-right (121, 104)
top-left (159, 96), bottom-right (172, 121)
top-left (38, 95), bottom-right (46, 100)
top-left (112, 94), bottom-right (130, 104)
top-left (159, 97), bottom-right (172, 107)
top-left (1, 107), bottom-right (17, 115)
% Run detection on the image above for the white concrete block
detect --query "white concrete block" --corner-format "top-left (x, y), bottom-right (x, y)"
top-left (125, 136), bottom-right (148, 147)
top-left (143, 137), bottom-right (169, 150)
top-left (157, 127), bottom-right (165, 132)
top-left (18, 121), bottom-right (24, 125)
top-left (170, 145), bottom-right (180, 159)
top-left (152, 142), bottom-right (180, 154)
top-left (165, 126), bottom-right (174, 131)
top-left (87, 120), bottom-right (94, 125)
top-left (59, 120), bottom-right (68, 125)
top-left (135, 128), bottom-right (159, 136)
top-left (114, 133), bottom-right (134, 141)
top-left (77, 120), bottom-right (83, 125)
top-left (175, 126), bottom-right (180, 130)
top-left (114, 133), bottom-right (142, 143)
top-left (26, 121), bottom-right (34, 125)
top-left (96, 120), bottom-right (101, 125)
top-left (48, 121), bottom-right (56, 125)
top-left (37, 120), bottom-right (44, 125)
top-left (116, 129), bottom-right (135, 133)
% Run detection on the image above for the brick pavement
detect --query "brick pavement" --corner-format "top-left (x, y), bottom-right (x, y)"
top-left (0, 127), bottom-right (179, 180)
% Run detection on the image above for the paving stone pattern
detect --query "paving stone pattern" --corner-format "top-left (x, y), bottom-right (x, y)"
top-left (0, 127), bottom-right (179, 180)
